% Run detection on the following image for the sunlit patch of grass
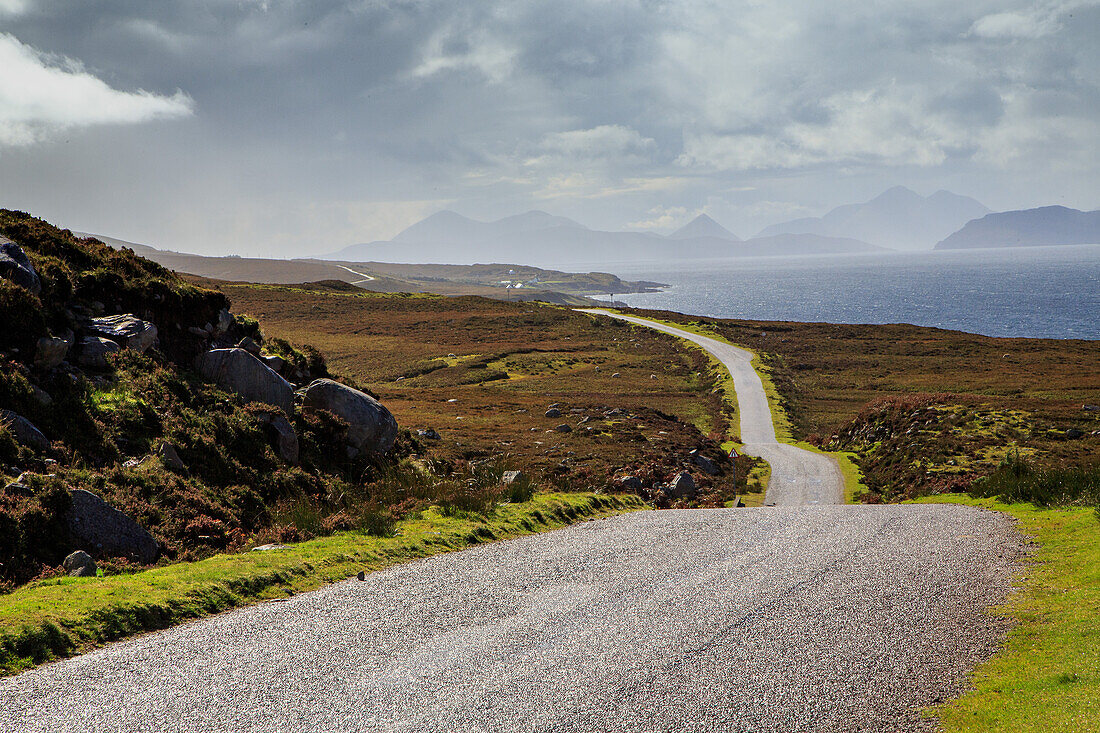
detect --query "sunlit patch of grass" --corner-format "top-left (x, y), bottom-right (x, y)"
top-left (910, 494), bottom-right (1100, 732)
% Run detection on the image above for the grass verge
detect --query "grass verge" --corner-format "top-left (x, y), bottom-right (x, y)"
top-left (0, 492), bottom-right (642, 677)
top-left (609, 312), bottom-right (864, 503)
top-left (910, 494), bottom-right (1100, 731)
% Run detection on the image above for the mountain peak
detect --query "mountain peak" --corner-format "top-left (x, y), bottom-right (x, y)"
top-left (670, 214), bottom-right (740, 241)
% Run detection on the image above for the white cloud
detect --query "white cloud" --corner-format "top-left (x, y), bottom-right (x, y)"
top-left (0, 33), bottom-right (193, 146)
top-left (412, 26), bottom-right (516, 83)
top-left (626, 205), bottom-right (692, 230)
top-left (538, 125), bottom-right (655, 159)
top-left (0, 0), bottom-right (27, 15)
top-left (969, 1), bottom-right (1096, 39)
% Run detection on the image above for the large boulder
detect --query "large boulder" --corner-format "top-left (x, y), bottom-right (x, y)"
top-left (302, 378), bottom-right (398, 454)
top-left (0, 237), bottom-right (41, 295)
top-left (78, 335), bottom-right (121, 368)
top-left (65, 489), bottom-right (158, 563)
top-left (195, 348), bottom-right (294, 413)
top-left (0, 409), bottom-right (49, 451)
top-left (89, 314), bottom-right (158, 353)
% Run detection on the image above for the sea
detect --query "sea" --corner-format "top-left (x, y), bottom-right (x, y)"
top-left (598, 244), bottom-right (1100, 340)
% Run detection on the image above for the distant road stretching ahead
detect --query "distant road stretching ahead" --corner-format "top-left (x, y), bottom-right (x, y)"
top-left (580, 310), bottom-right (844, 505)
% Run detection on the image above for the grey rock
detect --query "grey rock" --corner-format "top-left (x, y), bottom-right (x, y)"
top-left (619, 475), bottom-right (644, 490)
top-left (78, 336), bottom-right (121, 368)
top-left (605, 408), bottom-right (627, 417)
top-left (187, 326), bottom-right (209, 337)
top-left (256, 411), bottom-right (300, 464)
top-left (0, 409), bottom-right (49, 451)
top-left (63, 550), bottom-right (98, 577)
top-left (502, 470), bottom-right (524, 485)
top-left (611, 372), bottom-right (621, 378)
top-left (122, 455), bottom-right (155, 470)
top-left (667, 472), bottom-right (697, 498)
top-left (237, 337), bottom-right (262, 355)
top-left (302, 378), bottom-right (398, 454)
top-left (554, 423), bottom-right (573, 433)
top-left (417, 428), bottom-right (441, 440)
top-left (4, 472), bottom-right (33, 496)
top-left (1066, 428), bottom-right (1084, 439)
top-left (262, 354), bottom-right (286, 373)
top-left (544, 408), bottom-right (562, 418)
top-left (65, 489), bottom-right (158, 564)
top-left (0, 236), bottom-right (41, 294)
top-left (31, 385), bottom-right (53, 407)
top-left (158, 443), bottom-right (187, 473)
top-left (195, 348), bottom-right (294, 413)
top-left (251, 543), bottom-right (290, 552)
top-left (579, 416), bottom-right (591, 425)
top-left (215, 308), bottom-right (233, 335)
top-left (692, 452), bottom-right (720, 476)
top-left (89, 315), bottom-right (158, 353)
top-left (34, 336), bottom-right (70, 369)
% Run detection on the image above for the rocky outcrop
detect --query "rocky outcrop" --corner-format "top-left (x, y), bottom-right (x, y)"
top-left (89, 314), bottom-right (158, 353)
top-left (62, 550), bottom-right (97, 577)
top-left (0, 237), bottom-right (41, 294)
top-left (78, 336), bottom-right (121, 368)
top-left (302, 378), bottom-right (398, 454)
top-left (158, 442), bottom-right (187, 473)
top-left (65, 489), bottom-right (159, 563)
top-left (195, 348), bottom-right (294, 413)
top-left (691, 450), bottom-right (719, 476)
top-left (0, 409), bottom-right (48, 451)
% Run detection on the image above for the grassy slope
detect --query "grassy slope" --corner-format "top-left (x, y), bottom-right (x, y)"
top-left (910, 495), bottom-right (1100, 732)
top-left (0, 493), bottom-right (641, 676)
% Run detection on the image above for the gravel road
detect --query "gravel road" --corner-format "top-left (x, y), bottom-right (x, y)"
top-left (579, 310), bottom-right (844, 505)
top-left (1, 506), bottom-right (1021, 732)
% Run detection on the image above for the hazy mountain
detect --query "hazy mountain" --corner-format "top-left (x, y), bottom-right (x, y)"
top-left (327, 210), bottom-right (880, 267)
top-left (670, 214), bottom-right (740, 241)
top-left (757, 186), bottom-right (990, 250)
top-left (934, 206), bottom-right (1100, 250)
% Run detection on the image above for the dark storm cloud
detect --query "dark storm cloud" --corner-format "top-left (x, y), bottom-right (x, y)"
top-left (0, 0), bottom-right (1096, 254)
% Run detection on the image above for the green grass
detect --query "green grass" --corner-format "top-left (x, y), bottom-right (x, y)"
top-left (0, 492), bottom-right (642, 677)
top-left (610, 312), bottom-right (864, 503)
top-left (909, 494), bottom-right (1100, 731)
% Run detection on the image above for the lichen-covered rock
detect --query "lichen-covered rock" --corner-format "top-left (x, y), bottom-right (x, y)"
top-left (0, 236), bottom-right (41, 294)
top-left (195, 347), bottom-right (294, 413)
top-left (302, 378), bottom-right (398, 454)
top-left (0, 409), bottom-right (49, 451)
top-left (89, 314), bottom-right (158, 353)
top-left (62, 550), bottom-right (97, 577)
top-left (65, 489), bottom-right (159, 564)
top-left (78, 335), bottom-right (121, 368)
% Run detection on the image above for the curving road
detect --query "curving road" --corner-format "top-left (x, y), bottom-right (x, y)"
top-left (580, 309), bottom-right (844, 505)
top-left (0, 311), bottom-right (1024, 732)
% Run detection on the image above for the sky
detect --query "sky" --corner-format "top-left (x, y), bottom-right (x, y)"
top-left (0, 0), bottom-right (1097, 257)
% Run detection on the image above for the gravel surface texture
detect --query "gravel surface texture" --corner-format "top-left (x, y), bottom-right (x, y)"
top-left (580, 310), bottom-right (844, 505)
top-left (1, 506), bottom-right (1022, 732)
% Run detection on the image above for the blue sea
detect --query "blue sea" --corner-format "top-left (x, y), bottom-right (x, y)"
top-left (605, 244), bottom-right (1100, 340)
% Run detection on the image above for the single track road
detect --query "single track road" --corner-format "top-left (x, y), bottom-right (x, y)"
top-left (579, 309), bottom-right (844, 505)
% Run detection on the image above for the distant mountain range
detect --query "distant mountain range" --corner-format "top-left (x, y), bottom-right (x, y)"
top-left (934, 206), bottom-right (1100, 250)
top-left (756, 186), bottom-right (990, 251)
top-left (324, 210), bottom-right (885, 267)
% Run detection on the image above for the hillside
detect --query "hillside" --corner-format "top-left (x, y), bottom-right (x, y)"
top-left (0, 210), bottom-right (745, 595)
top-left (934, 206), bottom-right (1100, 249)
top-left (757, 187), bottom-right (990, 250)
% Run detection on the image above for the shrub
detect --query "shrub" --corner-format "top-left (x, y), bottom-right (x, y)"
top-left (970, 453), bottom-right (1100, 507)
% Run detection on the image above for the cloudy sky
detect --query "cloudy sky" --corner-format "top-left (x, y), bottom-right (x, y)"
top-left (0, 0), bottom-right (1097, 256)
